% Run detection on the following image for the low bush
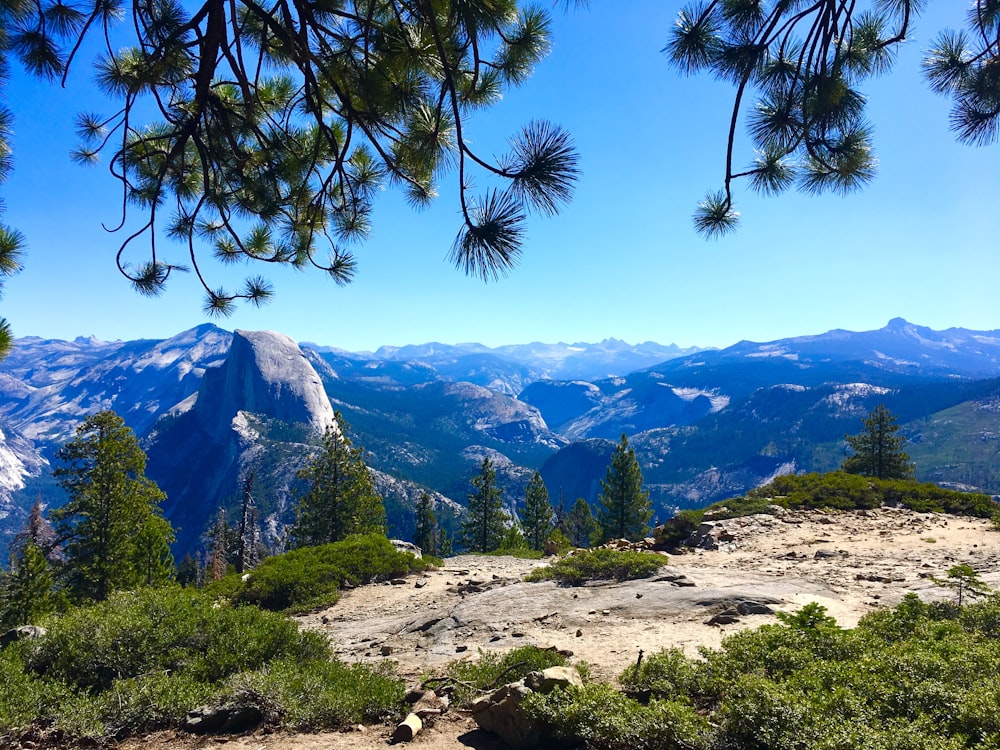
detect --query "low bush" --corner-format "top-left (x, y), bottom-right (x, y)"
top-left (523, 682), bottom-right (708, 750)
top-left (236, 534), bottom-right (434, 612)
top-left (28, 586), bottom-right (326, 689)
top-left (0, 585), bottom-right (406, 741)
top-left (221, 657), bottom-right (404, 729)
top-left (525, 548), bottom-right (668, 585)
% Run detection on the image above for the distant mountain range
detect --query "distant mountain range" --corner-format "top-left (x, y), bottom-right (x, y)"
top-left (1, 319), bottom-right (998, 555)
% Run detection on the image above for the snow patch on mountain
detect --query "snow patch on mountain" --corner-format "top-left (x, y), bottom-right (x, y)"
top-left (822, 383), bottom-right (892, 410)
top-left (667, 386), bottom-right (730, 412)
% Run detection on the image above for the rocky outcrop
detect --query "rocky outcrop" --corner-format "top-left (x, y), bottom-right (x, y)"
top-left (193, 329), bottom-right (334, 440)
top-left (471, 666), bottom-right (584, 749)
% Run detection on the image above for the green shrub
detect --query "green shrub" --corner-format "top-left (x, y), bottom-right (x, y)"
top-left (236, 534), bottom-right (433, 612)
top-left (444, 645), bottom-right (570, 706)
top-left (222, 657), bottom-right (404, 729)
top-left (620, 647), bottom-right (699, 701)
top-left (0, 645), bottom-right (71, 732)
top-left (525, 548), bottom-right (668, 585)
top-left (0, 585), bottom-right (408, 741)
top-left (28, 586), bottom-right (324, 689)
top-left (522, 682), bottom-right (708, 750)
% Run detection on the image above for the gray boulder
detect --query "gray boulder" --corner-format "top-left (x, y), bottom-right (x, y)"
top-left (471, 666), bottom-right (583, 749)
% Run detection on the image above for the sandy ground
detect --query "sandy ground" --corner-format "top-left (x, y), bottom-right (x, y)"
top-left (118, 507), bottom-right (1000, 750)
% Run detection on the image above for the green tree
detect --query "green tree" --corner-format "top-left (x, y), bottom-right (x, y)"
top-left (414, 491), bottom-right (439, 556)
top-left (666, 2), bottom-right (999, 237)
top-left (842, 404), bottom-right (914, 480)
top-left (561, 497), bottom-right (599, 549)
top-left (461, 457), bottom-right (508, 553)
top-left (51, 410), bottom-right (174, 602)
top-left (1, 541), bottom-right (56, 627)
top-left (0, 0), bottom-right (579, 314)
top-left (932, 564), bottom-right (991, 607)
top-left (289, 412), bottom-right (385, 548)
top-left (519, 471), bottom-right (554, 552)
top-left (597, 434), bottom-right (652, 543)
top-left (205, 508), bottom-right (233, 582)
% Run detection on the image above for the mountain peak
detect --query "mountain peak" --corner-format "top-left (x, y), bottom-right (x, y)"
top-left (885, 317), bottom-right (914, 331)
top-left (194, 329), bottom-right (334, 438)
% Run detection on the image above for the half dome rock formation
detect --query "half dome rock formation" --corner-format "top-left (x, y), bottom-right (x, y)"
top-left (194, 329), bottom-right (335, 440)
top-left (145, 330), bottom-right (337, 553)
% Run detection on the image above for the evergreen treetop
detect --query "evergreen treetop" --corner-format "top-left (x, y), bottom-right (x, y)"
top-left (461, 457), bottom-right (508, 554)
top-left (842, 404), bottom-right (913, 480)
top-left (288, 412), bottom-right (385, 549)
top-left (51, 410), bottom-right (174, 602)
top-left (520, 471), bottom-right (554, 552)
top-left (596, 433), bottom-right (652, 543)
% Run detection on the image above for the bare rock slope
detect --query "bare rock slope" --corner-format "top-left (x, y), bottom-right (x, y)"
top-left (127, 507), bottom-right (1000, 750)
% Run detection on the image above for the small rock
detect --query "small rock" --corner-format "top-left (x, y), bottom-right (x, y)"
top-left (414, 579), bottom-right (427, 589)
top-left (707, 613), bottom-right (740, 626)
top-left (455, 645), bottom-right (468, 653)
top-left (575, 629), bottom-right (583, 637)
top-left (381, 645), bottom-right (393, 656)
top-left (736, 601), bottom-right (775, 616)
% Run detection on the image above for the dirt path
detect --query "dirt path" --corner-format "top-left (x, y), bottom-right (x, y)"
top-left (121, 508), bottom-right (1000, 750)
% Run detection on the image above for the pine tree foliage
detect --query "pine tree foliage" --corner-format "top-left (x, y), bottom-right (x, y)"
top-left (561, 497), bottom-right (598, 548)
top-left (667, 1), bottom-right (999, 236)
top-left (414, 491), bottom-right (438, 556)
top-left (597, 433), bottom-right (652, 543)
top-left (842, 403), bottom-right (914, 480)
top-left (924, 2), bottom-right (1000, 146)
top-left (1, 497), bottom-right (59, 627)
top-left (461, 457), bottom-right (508, 553)
top-left (51, 410), bottom-right (174, 602)
top-left (289, 412), bottom-right (385, 548)
top-left (519, 471), bottom-right (554, 551)
top-left (235, 471), bottom-right (259, 574)
top-left (0, 0), bottom-right (579, 314)
top-left (206, 508), bottom-right (232, 582)
top-left (0, 540), bottom-right (56, 627)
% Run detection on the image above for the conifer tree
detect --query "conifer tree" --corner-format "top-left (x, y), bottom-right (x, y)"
top-left (461, 457), bottom-right (508, 553)
top-left (289, 412), bottom-right (385, 548)
top-left (51, 410), bottom-right (174, 602)
top-left (176, 553), bottom-right (200, 587)
top-left (206, 508), bottom-right (233, 581)
top-left (0, 0), bottom-right (580, 315)
top-left (11, 496), bottom-right (58, 561)
top-left (519, 471), bottom-right (554, 552)
top-left (235, 471), bottom-right (259, 574)
top-left (0, 540), bottom-right (56, 627)
top-left (414, 492), bottom-right (438, 557)
top-left (842, 404), bottom-right (913, 480)
top-left (596, 434), bottom-right (652, 543)
top-left (562, 497), bottom-right (599, 549)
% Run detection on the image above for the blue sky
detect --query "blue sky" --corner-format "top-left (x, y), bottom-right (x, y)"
top-left (2, 1), bottom-right (998, 352)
